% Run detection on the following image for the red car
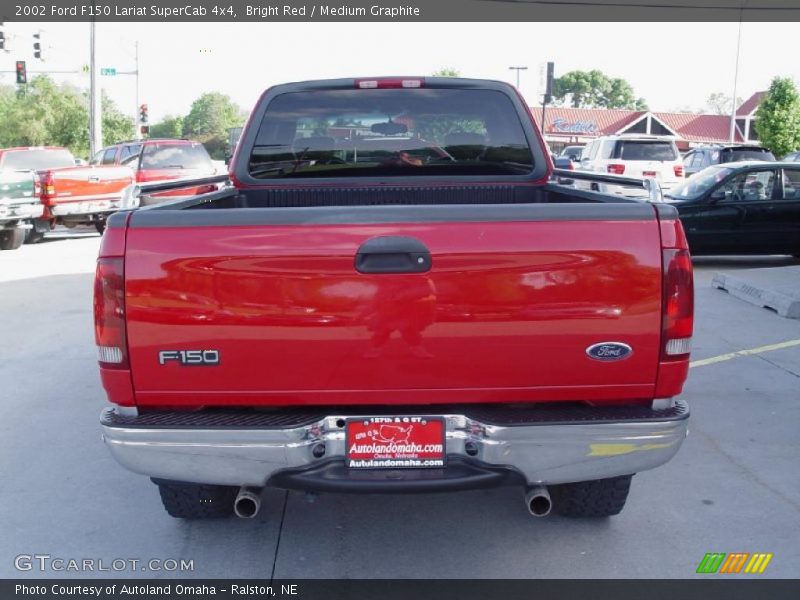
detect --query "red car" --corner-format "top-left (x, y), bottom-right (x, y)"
top-left (91, 139), bottom-right (218, 203)
top-left (97, 78), bottom-right (693, 521)
top-left (0, 146), bottom-right (134, 240)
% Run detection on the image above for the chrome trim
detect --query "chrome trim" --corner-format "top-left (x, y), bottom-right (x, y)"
top-left (102, 401), bottom-right (689, 488)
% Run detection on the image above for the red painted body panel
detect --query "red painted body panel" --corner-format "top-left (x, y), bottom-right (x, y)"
top-left (41, 165), bottom-right (133, 210)
top-left (124, 219), bottom-right (663, 408)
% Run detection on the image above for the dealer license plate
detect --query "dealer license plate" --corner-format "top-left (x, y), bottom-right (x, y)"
top-left (346, 416), bottom-right (446, 469)
top-left (643, 171), bottom-right (657, 178)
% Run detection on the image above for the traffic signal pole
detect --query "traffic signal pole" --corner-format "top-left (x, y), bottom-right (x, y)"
top-left (89, 18), bottom-right (102, 157)
top-left (134, 41), bottom-right (140, 140)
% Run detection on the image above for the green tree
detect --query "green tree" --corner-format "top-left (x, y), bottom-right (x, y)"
top-left (149, 115), bottom-right (184, 139)
top-left (754, 77), bottom-right (800, 157)
top-left (552, 70), bottom-right (647, 110)
top-left (432, 68), bottom-right (460, 77)
top-left (182, 92), bottom-right (246, 159)
top-left (102, 93), bottom-right (135, 151)
top-left (0, 75), bottom-right (133, 159)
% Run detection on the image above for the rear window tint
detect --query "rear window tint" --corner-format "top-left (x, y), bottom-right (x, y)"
top-left (1, 149), bottom-right (75, 170)
top-left (719, 148), bottom-right (776, 163)
top-left (249, 88), bottom-right (533, 179)
top-left (616, 141), bottom-right (678, 161)
top-left (140, 143), bottom-right (213, 170)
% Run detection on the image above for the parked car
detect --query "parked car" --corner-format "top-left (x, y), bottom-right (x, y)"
top-left (91, 139), bottom-right (217, 204)
top-left (682, 144), bottom-right (775, 178)
top-left (560, 145), bottom-right (584, 161)
top-left (0, 146), bottom-right (134, 240)
top-left (98, 77), bottom-right (693, 521)
top-left (579, 135), bottom-right (684, 195)
top-left (0, 168), bottom-right (42, 250)
top-left (663, 161), bottom-right (800, 256)
top-left (782, 150), bottom-right (800, 162)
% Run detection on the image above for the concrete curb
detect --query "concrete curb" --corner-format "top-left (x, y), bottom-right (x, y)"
top-left (712, 267), bottom-right (800, 319)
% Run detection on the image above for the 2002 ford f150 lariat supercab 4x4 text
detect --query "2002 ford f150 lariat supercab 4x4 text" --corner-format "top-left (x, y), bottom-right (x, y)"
top-left (97, 78), bottom-right (694, 520)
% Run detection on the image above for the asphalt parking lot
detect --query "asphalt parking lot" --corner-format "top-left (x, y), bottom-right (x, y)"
top-left (1, 230), bottom-right (798, 579)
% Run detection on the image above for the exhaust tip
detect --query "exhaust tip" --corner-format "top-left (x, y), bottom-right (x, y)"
top-left (524, 485), bottom-right (552, 517)
top-left (234, 487), bottom-right (262, 519)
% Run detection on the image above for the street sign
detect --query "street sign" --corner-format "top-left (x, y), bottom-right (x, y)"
top-left (100, 68), bottom-right (116, 76)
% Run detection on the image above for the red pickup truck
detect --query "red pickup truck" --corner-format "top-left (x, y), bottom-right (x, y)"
top-left (97, 78), bottom-right (693, 521)
top-left (0, 146), bottom-right (134, 240)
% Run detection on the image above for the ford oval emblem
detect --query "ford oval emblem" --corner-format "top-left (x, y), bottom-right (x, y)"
top-left (586, 342), bottom-right (633, 361)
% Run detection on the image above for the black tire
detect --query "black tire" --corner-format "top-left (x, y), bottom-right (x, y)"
top-left (550, 474), bottom-right (633, 518)
top-left (152, 479), bottom-right (238, 519)
top-left (0, 228), bottom-right (25, 250)
top-left (25, 229), bottom-right (45, 244)
top-left (94, 220), bottom-right (106, 235)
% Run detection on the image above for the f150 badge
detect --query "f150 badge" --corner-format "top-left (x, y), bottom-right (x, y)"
top-left (159, 350), bottom-right (220, 366)
top-left (585, 342), bottom-right (633, 361)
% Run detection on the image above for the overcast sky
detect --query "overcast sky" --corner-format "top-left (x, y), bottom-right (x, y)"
top-left (1, 21), bottom-right (798, 123)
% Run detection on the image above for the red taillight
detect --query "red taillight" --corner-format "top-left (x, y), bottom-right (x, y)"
top-left (661, 249), bottom-right (694, 360)
top-left (40, 173), bottom-right (56, 205)
top-left (607, 164), bottom-right (625, 175)
top-left (94, 257), bottom-right (128, 369)
top-left (673, 165), bottom-right (684, 178)
top-left (355, 78), bottom-right (424, 89)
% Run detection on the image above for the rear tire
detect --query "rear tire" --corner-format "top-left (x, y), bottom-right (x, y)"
top-left (0, 228), bottom-right (25, 250)
top-left (152, 479), bottom-right (238, 519)
top-left (94, 220), bottom-right (106, 235)
top-left (550, 474), bottom-right (633, 517)
top-left (25, 229), bottom-right (45, 244)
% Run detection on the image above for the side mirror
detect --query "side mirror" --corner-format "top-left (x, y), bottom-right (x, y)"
top-left (709, 189), bottom-right (726, 202)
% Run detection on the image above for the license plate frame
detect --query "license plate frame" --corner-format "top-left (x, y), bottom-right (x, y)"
top-left (345, 416), bottom-right (446, 469)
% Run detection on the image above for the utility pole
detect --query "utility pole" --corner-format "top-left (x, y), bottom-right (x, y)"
top-left (541, 62), bottom-right (554, 135)
top-left (508, 66), bottom-right (527, 89)
top-left (729, 20), bottom-right (743, 143)
top-left (134, 40), bottom-right (140, 140)
top-left (89, 18), bottom-right (102, 156)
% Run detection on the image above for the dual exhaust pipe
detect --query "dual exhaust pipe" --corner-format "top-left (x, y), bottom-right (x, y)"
top-left (234, 485), bottom-right (552, 519)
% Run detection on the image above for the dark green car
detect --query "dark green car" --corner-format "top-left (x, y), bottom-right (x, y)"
top-left (0, 169), bottom-right (42, 250)
top-left (663, 161), bottom-right (800, 257)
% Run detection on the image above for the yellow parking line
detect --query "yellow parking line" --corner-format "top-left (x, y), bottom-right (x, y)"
top-left (690, 339), bottom-right (800, 368)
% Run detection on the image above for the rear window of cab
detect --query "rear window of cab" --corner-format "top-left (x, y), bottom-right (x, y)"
top-left (248, 88), bottom-right (534, 179)
top-left (615, 141), bottom-right (678, 161)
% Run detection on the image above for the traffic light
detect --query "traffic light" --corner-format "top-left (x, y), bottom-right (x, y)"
top-left (33, 32), bottom-right (42, 60)
top-left (0, 22), bottom-right (5, 52)
top-left (138, 104), bottom-right (148, 124)
top-left (140, 125), bottom-right (150, 136)
top-left (15, 60), bottom-right (26, 84)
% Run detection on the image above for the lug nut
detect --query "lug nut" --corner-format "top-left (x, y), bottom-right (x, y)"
top-left (312, 443), bottom-right (326, 458)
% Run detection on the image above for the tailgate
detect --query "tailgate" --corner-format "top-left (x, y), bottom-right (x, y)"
top-left (124, 203), bottom-right (663, 407)
top-left (46, 165), bottom-right (132, 205)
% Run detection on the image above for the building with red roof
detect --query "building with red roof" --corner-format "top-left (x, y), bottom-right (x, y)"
top-left (535, 92), bottom-right (764, 152)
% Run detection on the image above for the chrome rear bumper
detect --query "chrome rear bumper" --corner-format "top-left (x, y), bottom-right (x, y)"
top-left (101, 400), bottom-right (689, 490)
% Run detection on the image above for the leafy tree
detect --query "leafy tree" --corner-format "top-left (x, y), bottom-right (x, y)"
top-left (432, 68), bottom-right (460, 77)
top-left (705, 92), bottom-right (743, 115)
top-left (182, 92), bottom-right (246, 159)
top-left (0, 75), bottom-right (133, 159)
top-left (754, 77), bottom-right (800, 157)
top-left (101, 93), bottom-right (135, 149)
top-left (552, 70), bottom-right (647, 110)
top-left (149, 114), bottom-right (184, 139)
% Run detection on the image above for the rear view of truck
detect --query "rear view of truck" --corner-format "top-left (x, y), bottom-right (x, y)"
top-left (97, 78), bottom-right (693, 520)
